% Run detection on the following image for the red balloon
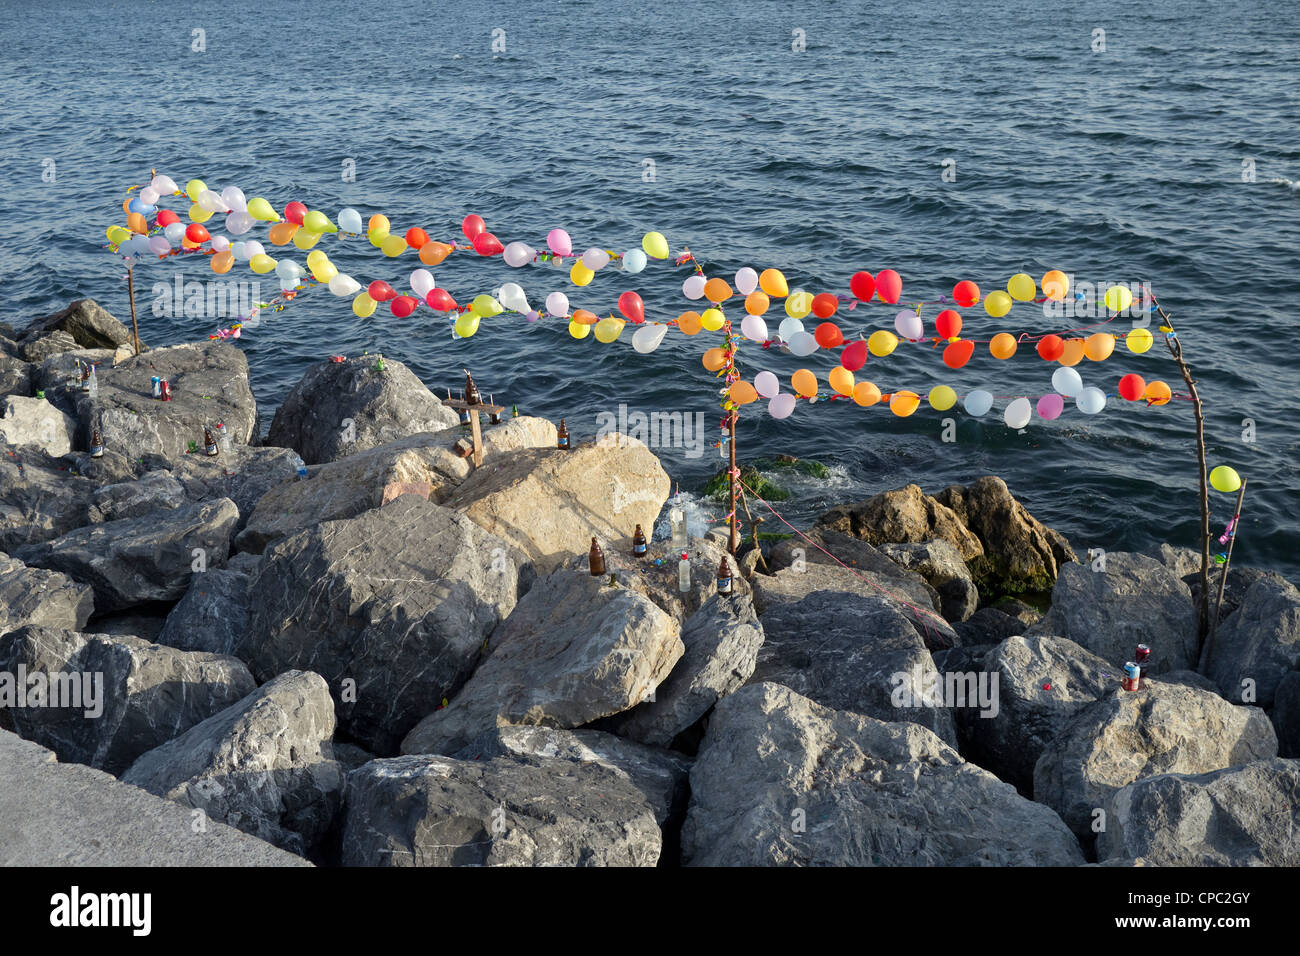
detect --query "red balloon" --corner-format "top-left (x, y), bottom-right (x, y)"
top-left (814, 322), bottom-right (844, 348)
top-left (404, 228), bottom-right (429, 249)
top-left (1119, 373), bottom-right (1147, 401)
top-left (461, 214), bottom-right (485, 240)
top-left (390, 296), bottom-right (419, 318)
top-left (185, 223), bottom-right (210, 244)
top-left (617, 290), bottom-right (644, 323)
top-left (1037, 334), bottom-right (1065, 361)
top-left (943, 339), bottom-right (975, 369)
top-left (367, 280), bottom-right (397, 302)
top-left (953, 280), bottom-right (980, 308)
top-left (841, 340), bottom-right (868, 371)
top-left (875, 269), bottom-right (902, 304)
top-left (472, 232), bottom-right (503, 256)
top-left (811, 293), bottom-right (839, 318)
top-left (935, 309), bottom-right (962, 339)
top-left (284, 201), bottom-right (307, 226)
top-left (156, 209), bottom-right (179, 227)
top-left (849, 271), bottom-right (875, 302)
top-left (425, 288), bottom-right (456, 311)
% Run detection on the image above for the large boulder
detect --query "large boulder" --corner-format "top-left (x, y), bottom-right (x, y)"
top-left (1026, 552), bottom-right (1198, 672)
top-left (445, 434), bottom-right (670, 574)
top-left (954, 606), bottom-right (1027, 646)
top-left (480, 415), bottom-right (557, 458)
top-left (242, 495), bottom-right (519, 754)
top-left (0, 355), bottom-right (33, 397)
top-left (681, 683), bottom-right (1084, 866)
top-left (1033, 681), bottom-right (1278, 842)
top-left (879, 539), bottom-right (979, 622)
top-left (1098, 759), bottom-right (1300, 865)
top-left (402, 568), bottom-right (682, 757)
top-left (152, 445), bottom-right (302, 532)
top-left (0, 443), bottom-right (100, 552)
top-left (602, 593), bottom-right (764, 748)
top-left (266, 356), bottom-right (457, 465)
top-left (0, 395), bottom-right (75, 456)
top-left (89, 471), bottom-right (188, 521)
top-left (25, 299), bottom-right (138, 352)
top-left (156, 567), bottom-right (251, 656)
top-left (1203, 575), bottom-right (1300, 708)
top-left (341, 753), bottom-right (662, 867)
top-left (21, 330), bottom-right (80, 364)
top-left (15, 497), bottom-right (240, 612)
top-left (0, 625), bottom-right (255, 775)
top-left (121, 670), bottom-right (343, 856)
top-left (816, 483), bottom-right (984, 561)
top-left (0, 552), bottom-right (94, 636)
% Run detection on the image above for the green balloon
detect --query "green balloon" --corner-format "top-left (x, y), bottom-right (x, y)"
top-left (1209, 465), bottom-right (1241, 494)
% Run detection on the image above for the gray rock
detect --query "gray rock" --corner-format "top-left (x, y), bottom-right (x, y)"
top-left (25, 299), bottom-right (138, 352)
top-left (0, 395), bottom-right (76, 456)
top-left (681, 682), bottom-right (1084, 866)
top-left (0, 355), bottom-right (33, 397)
top-left (1187, 565), bottom-right (1276, 626)
top-left (0, 552), bottom-right (94, 636)
top-left (1099, 758), bottom-right (1300, 865)
top-left (1271, 672), bottom-right (1300, 758)
top-left (954, 606), bottom-right (1026, 646)
top-left (1143, 542), bottom-right (1204, 579)
top-left (15, 497), bottom-right (239, 612)
top-left (879, 539), bottom-right (979, 622)
top-left (242, 495), bottom-right (519, 754)
top-left (148, 444), bottom-right (301, 533)
top-left (0, 442), bottom-right (100, 552)
top-left (1027, 552), bottom-right (1198, 672)
top-left (401, 567), bottom-right (682, 757)
top-left (0, 625), bottom-right (255, 775)
top-left (341, 753), bottom-right (662, 866)
top-left (121, 671), bottom-right (343, 856)
top-left (22, 330), bottom-right (79, 364)
top-left (1203, 575), bottom-right (1300, 707)
top-left (85, 609), bottom-right (169, 643)
top-left (1157, 669), bottom-right (1221, 694)
top-left (89, 471), bottom-right (188, 521)
top-left (603, 593), bottom-right (764, 747)
top-left (267, 356), bottom-right (458, 465)
top-left (333, 742), bottom-right (376, 774)
top-left (156, 567), bottom-right (251, 656)
top-left (816, 483), bottom-right (985, 561)
top-left (1033, 681), bottom-right (1278, 843)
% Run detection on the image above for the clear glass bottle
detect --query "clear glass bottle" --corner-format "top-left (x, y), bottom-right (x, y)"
top-left (677, 551), bottom-right (691, 593)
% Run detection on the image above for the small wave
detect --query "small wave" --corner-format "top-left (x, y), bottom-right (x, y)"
top-left (1269, 177), bottom-right (1299, 192)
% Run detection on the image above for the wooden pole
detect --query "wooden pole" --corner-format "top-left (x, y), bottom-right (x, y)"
top-left (469, 408), bottom-right (484, 467)
top-left (728, 410), bottom-right (738, 555)
top-left (1206, 477), bottom-right (1247, 662)
top-left (127, 263), bottom-right (141, 356)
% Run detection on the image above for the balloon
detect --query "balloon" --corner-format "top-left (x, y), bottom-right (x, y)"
top-left (1118, 373), bottom-right (1146, 401)
top-left (943, 340), bottom-right (975, 369)
top-left (769, 393), bottom-right (796, 419)
top-left (471, 294), bottom-right (503, 317)
top-left (268, 221), bottom-right (298, 245)
top-left (404, 228), bottom-right (429, 249)
top-left (369, 228), bottom-right (389, 248)
top-left (163, 222), bottom-right (187, 244)
top-left (577, 248), bottom-right (609, 271)
top-left (674, 311), bottom-right (700, 335)
top-left (497, 282), bottom-right (529, 313)
top-left (198, 189), bottom-right (229, 213)
top-left (984, 290), bottom-right (1013, 317)
top-left (1037, 335), bottom-right (1065, 361)
top-left (329, 274), bottom-right (361, 297)
top-left (829, 366), bottom-right (855, 397)
top-left (778, 317), bottom-right (804, 341)
top-left (472, 232), bottom-right (504, 256)
top-left (238, 240), bottom-right (264, 261)
top-left (641, 231), bottom-right (669, 259)
top-left (1143, 380), bottom-right (1172, 406)
top-left (875, 269), bottom-right (902, 304)
top-left (247, 197), bottom-right (279, 221)
top-left (850, 271), bottom-right (875, 301)
top-left (788, 331), bottom-right (819, 356)
top-left (224, 211), bottom-right (252, 235)
top-left (735, 267), bottom-right (759, 295)
top-left (989, 332), bottom-right (1017, 359)
top-left (812, 293), bottom-right (839, 318)
top-left (745, 291), bottom-right (770, 315)
top-left (700, 308), bottom-right (725, 331)
top-left (1037, 393), bottom-right (1065, 420)
top-left (284, 202), bottom-right (307, 225)
top-left (367, 281), bottom-right (397, 302)
top-left (369, 214), bottom-right (391, 233)
top-left (1209, 466), bottom-right (1242, 494)
top-left (546, 228), bottom-right (571, 255)
top-left (391, 296), bottom-right (419, 318)
top-left (792, 369), bottom-right (818, 398)
top-left (1084, 332), bottom-right (1116, 361)
top-left (150, 174), bottom-right (178, 194)
top-left (210, 235), bottom-right (230, 253)
top-left (594, 316), bottom-right (625, 343)
top-left (180, 236), bottom-right (199, 252)
top-left (895, 310), bottom-right (924, 340)
top-left (964, 389), bottom-right (994, 416)
top-left (935, 309), bottom-right (962, 339)
top-left (338, 208), bottom-right (363, 233)
top-left (275, 259), bottom-right (301, 282)
top-left (211, 250), bottom-right (234, 274)
top-left (139, 187), bottom-right (159, 204)
top-left (1004, 397), bottom-right (1032, 429)
top-left (953, 280), bottom-right (980, 308)
top-left (568, 319), bottom-right (590, 339)
top-left (460, 214), bottom-right (486, 240)
top-left (409, 268), bottom-right (436, 297)
top-left (740, 314), bottom-right (768, 342)
top-left (184, 179), bottom-right (206, 202)
top-left (291, 229), bottom-right (323, 251)
top-left (1059, 338), bottom-right (1087, 366)
top-left (1052, 366), bottom-right (1084, 397)
top-left (890, 391), bottom-right (920, 417)
top-left (1126, 328), bottom-right (1154, 353)
top-left (682, 274), bottom-right (707, 300)
top-left (853, 381), bottom-right (882, 407)
top-left (571, 309), bottom-right (599, 325)
top-left (128, 197), bottom-right (156, 216)
top-left (455, 314), bottom-right (481, 338)
top-left (419, 242), bottom-right (452, 266)
top-left (188, 203), bottom-right (213, 224)
top-left (867, 330), bottom-right (898, 357)
top-left (754, 370), bottom-right (779, 398)
top-left (306, 255), bottom-right (336, 282)
top-left (929, 385), bottom-right (957, 411)
top-left (185, 223), bottom-right (210, 244)
top-left (841, 340), bottom-right (868, 371)
top-left (570, 261), bottom-right (594, 286)
top-left (105, 225), bottom-right (130, 246)
top-left (1042, 270), bottom-right (1069, 301)
top-left (617, 291), bottom-right (644, 323)
top-left (545, 291), bottom-right (569, 317)
top-left (759, 269), bottom-right (789, 297)
top-left (425, 288), bottom-right (456, 311)
top-left (381, 234), bottom-right (408, 257)
top-left (784, 291), bottom-right (812, 319)
top-left (352, 292), bottom-right (377, 318)
top-left (727, 380), bottom-right (759, 405)
top-left (814, 322), bottom-right (843, 348)
top-left (156, 208), bottom-right (180, 227)
top-left (1007, 273), bottom-right (1036, 302)
top-left (622, 248), bottom-right (647, 273)
top-left (704, 277), bottom-right (732, 303)
top-left (1104, 285), bottom-right (1133, 312)
top-left (127, 212), bottom-right (148, 235)
top-left (148, 235), bottom-right (170, 256)
top-left (1077, 386), bottom-right (1107, 414)
top-left (702, 347), bottom-right (727, 371)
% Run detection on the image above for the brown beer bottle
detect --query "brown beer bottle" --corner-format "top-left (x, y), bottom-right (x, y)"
top-left (717, 555), bottom-right (733, 595)
top-left (632, 524), bottom-right (647, 557)
top-left (203, 425), bottom-right (219, 457)
top-left (464, 369), bottom-right (480, 405)
top-left (589, 537), bottom-right (606, 576)
top-left (557, 419), bottom-right (570, 450)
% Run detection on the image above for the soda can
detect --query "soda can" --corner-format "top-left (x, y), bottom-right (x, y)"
top-left (160, 379), bottom-right (171, 401)
top-left (1123, 661), bottom-right (1141, 691)
top-left (151, 376), bottom-right (161, 398)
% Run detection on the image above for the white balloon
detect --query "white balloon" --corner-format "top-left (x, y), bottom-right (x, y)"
top-left (734, 267), bottom-right (758, 295)
top-left (163, 222), bottom-right (186, 243)
top-left (545, 291), bottom-right (569, 317)
top-left (337, 208), bottom-right (363, 233)
top-left (197, 189), bottom-right (229, 213)
top-left (503, 241), bottom-right (534, 268)
top-left (964, 389), bottom-right (994, 416)
top-left (740, 314), bottom-right (768, 342)
top-left (622, 248), bottom-right (647, 274)
top-left (329, 273), bottom-right (361, 296)
top-left (210, 235), bottom-right (230, 253)
top-left (221, 186), bottom-right (247, 212)
top-left (242, 240), bottom-right (265, 259)
top-left (230, 241), bottom-right (248, 261)
top-left (682, 275), bottom-right (707, 300)
top-left (498, 281), bottom-right (529, 313)
top-left (139, 186), bottom-right (160, 204)
top-left (1077, 386), bottom-right (1107, 414)
top-left (150, 174), bottom-right (177, 194)
top-left (1004, 397), bottom-right (1033, 429)
top-left (894, 310), bottom-right (924, 340)
top-left (788, 331), bottom-right (819, 356)
top-left (147, 235), bottom-right (170, 256)
top-left (275, 259), bottom-right (301, 281)
top-left (280, 276), bottom-right (298, 293)
top-left (777, 317), bottom-right (804, 341)
top-left (581, 248), bottom-right (610, 271)
top-left (1051, 366), bottom-right (1083, 397)
top-left (409, 268), bottom-right (436, 297)
top-left (769, 393), bottom-right (797, 420)
top-left (632, 325), bottom-right (668, 354)
top-left (754, 370), bottom-right (779, 398)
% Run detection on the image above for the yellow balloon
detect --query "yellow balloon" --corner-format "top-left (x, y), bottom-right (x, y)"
top-left (247, 197), bottom-right (278, 221)
top-left (791, 369), bottom-right (818, 398)
top-left (759, 268), bottom-right (789, 297)
top-left (784, 291), bottom-right (812, 319)
top-left (471, 294), bottom-right (503, 317)
top-left (889, 390), bottom-right (920, 417)
top-left (303, 210), bottom-right (334, 233)
top-left (106, 225), bottom-right (131, 245)
top-left (828, 366), bottom-right (855, 397)
top-left (311, 262), bottom-right (337, 282)
top-left (352, 292), bottom-right (377, 317)
top-left (249, 253), bottom-right (276, 274)
top-left (1104, 285), bottom-right (1133, 312)
top-left (1126, 327), bottom-right (1154, 354)
top-left (928, 385), bottom-right (958, 411)
top-left (1007, 273), bottom-right (1036, 302)
top-left (984, 290), bottom-right (1013, 318)
top-left (306, 250), bottom-right (330, 272)
top-left (570, 261), bottom-right (594, 286)
top-left (852, 381), bottom-right (882, 407)
top-left (368, 227), bottom-right (389, 248)
top-left (1209, 465), bottom-right (1241, 494)
top-left (381, 234), bottom-right (407, 257)
top-left (188, 203), bottom-right (213, 223)
top-left (700, 308), bottom-right (726, 331)
top-left (594, 316), bottom-right (625, 343)
top-left (455, 314), bottom-right (481, 338)
top-left (568, 319), bottom-right (590, 339)
top-left (641, 231), bottom-right (669, 260)
top-left (868, 329), bottom-right (898, 357)
top-left (184, 179), bottom-right (207, 202)
top-left (293, 229), bottom-right (323, 250)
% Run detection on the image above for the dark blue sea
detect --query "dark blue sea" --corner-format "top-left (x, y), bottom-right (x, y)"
top-left (1, 0), bottom-right (1297, 579)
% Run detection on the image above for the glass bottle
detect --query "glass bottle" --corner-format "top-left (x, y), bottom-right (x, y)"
top-left (677, 552), bottom-right (691, 593)
top-left (589, 538), bottom-right (606, 576)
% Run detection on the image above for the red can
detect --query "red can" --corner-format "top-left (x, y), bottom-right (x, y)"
top-left (160, 379), bottom-right (172, 402)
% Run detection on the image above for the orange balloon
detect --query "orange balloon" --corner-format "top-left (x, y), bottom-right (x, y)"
top-left (211, 250), bottom-right (234, 274)
top-left (268, 221), bottom-right (299, 246)
top-left (729, 381), bottom-right (759, 405)
top-left (989, 332), bottom-right (1017, 359)
top-left (405, 228), bottom-right (429, 249)
top-left (704, 277), bottom-right (733, 303)
top-left (744, 291), bottom-right (770, 315)
top-left (677, 311), bottom-right (702, 335)
top-left (122, 198), bottom-right (133, 216)
top-left (1042, 270), bottom-right (1069, 301)
top-left (890, 390), bottom-right (920, 417)
top-left (127, 212), bottom-right (148, 235)
top-left (181, 236), bottom-right (199, 250)
top-left (828, 366), bottom-right (854, 397)
top-left (419, 241), bottom-right (452, 266)
top-left (852, 381), bottom-right (882, 406)
top-left (1083, 332), bottom-right (1116, 361)
top-left (1143, 380), bottom-right (1172, 406)
top-left (702, 348), bottom-right (727, 372)
top-left (759, 268), bottom-right (789, 297)
top-left (791, 369), bottom-right (818, 398)
top-left (368, 214), bottom-right (390, 233)
top-left (1059, 338), bottom-right (1086, 366)
top-left (571, 309), bottom-right (599, 325)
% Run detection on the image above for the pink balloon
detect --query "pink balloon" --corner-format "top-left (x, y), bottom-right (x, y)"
top-left (547, 228), bottom-right (572, 256)
top-left (1036, 393), bottom-right (1065, 420)
top-left (754, 370), bottom-right (779, 398)
top-left (769, 393), bottom-right (797, 419)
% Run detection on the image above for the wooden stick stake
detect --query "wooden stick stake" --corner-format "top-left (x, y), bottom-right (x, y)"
top-left (728, 410), bottom-right (738, 555)
top-left (1206, 477), bottom-right (1247, 662)
top-left (127, 263), bottom-right (141, 355)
